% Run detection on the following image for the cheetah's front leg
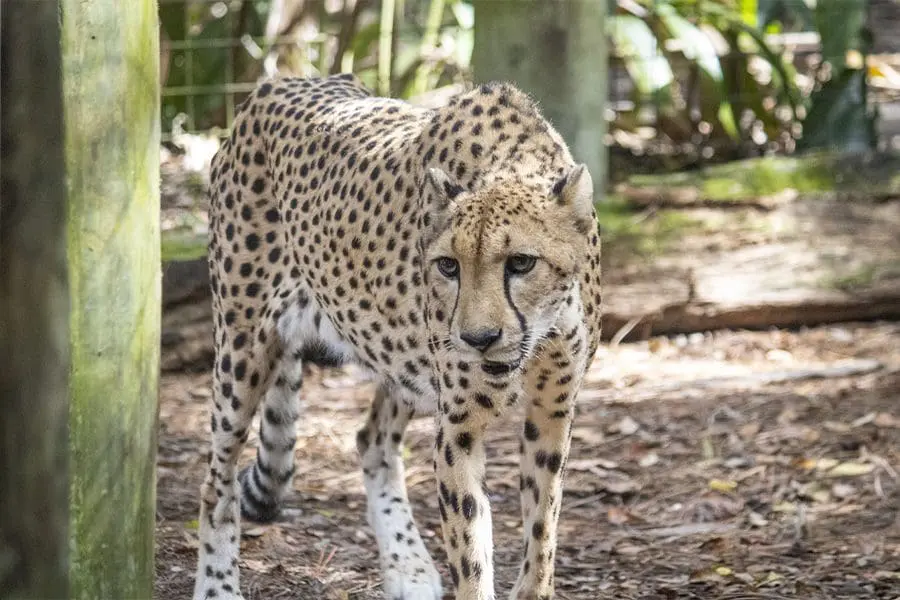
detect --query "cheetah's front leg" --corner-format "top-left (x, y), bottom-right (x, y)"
top-left (358, 385), bottom-right (442, 599)
top-left (510, 328), bottom-right (590, 600)
top-left (435, 406), bottom-right (497, 600)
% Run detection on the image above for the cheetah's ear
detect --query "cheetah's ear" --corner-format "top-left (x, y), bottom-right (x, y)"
top-left (553, 164), bottom-right (594, 234)
top-left (425, 168), bottom-right (464, 211)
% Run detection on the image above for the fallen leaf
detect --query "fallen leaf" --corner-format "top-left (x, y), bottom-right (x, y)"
top-left (852, 412), bottom-right (877, 427)
top-left (777, 407), bottom-right (798, 425)
top-left (709, 479), bottom-right (737, 493)
top-left (715, 566), bottom-right (733, 577)
top-left (766, 349), bottom-right (793, 363)
top-left (689, 567), bottom-right (727, 583)
top-left (607, 507), bottom-right (631, 525)
top-left (242, 526), bottom-right (268, 538)
top-left (613, 543), bottom-right (644, 555)
top-left (724, 456), bottom-right (753, 469)
top-left (571, 426), bottom-right (606, 445)
top-left (181, 530), bottom-right (199, 549)
top-left (747, 511), bottom-right (768, 527)
top-left (639, 452), bottom-right (659, 468)
top-left (615, 416), bottom-right (640, 436)
top-left (759, 572), bottom-right (784, 586)
top-left (701, 437), bottom-right (715, 460)
top-left (686, 492), bottom-right (744, 522)
top-left (874, 413), bottom-right (900, 428)
top-left (798, 482), bottom-right (830, 504)
top-left (189, 387), bottom-right (211, 399)
top-left (831, 482), bottom-right (857, 499)
top-left (600, 476), bottom-right (641, 495)
top-left (823, 421), bottom-right (852, 433)
top-left (825, 462), bottom-right (874, 477)
top-left (814, 458), bottom-right (840, 471)
top-left (243, 558), bottom-right (272, 573)
top-left (738, 422), bottom-right (760, 441)
top-left (796, 457), bottom-right (818, 470)
top-left (734, 571), bottom-right (755, 584)
top-left (698, 537), bottom-right (728, 552)
top-left (772, 501), bottom-right (797, 514)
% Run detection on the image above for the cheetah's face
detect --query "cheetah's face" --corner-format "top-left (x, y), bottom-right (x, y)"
top-left (422, 165), bottom-right (595, 377)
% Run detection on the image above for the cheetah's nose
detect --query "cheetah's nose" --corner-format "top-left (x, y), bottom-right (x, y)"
top-left (460, 328), bottom-right (502, 352)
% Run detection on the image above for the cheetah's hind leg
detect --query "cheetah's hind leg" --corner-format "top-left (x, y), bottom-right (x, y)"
top-left (193, 320), bottom-right (278, 600)
top-left (238, 302), bottom-right (308, 523)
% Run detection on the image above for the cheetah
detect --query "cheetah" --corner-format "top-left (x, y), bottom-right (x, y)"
top-left (194, 73), bottom-right (603, 600)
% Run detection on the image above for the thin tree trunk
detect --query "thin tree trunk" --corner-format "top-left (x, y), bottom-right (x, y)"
top-left (472, 0), bottom-right (608, 195)
top-left (0, 1), bottom-right (71, 598)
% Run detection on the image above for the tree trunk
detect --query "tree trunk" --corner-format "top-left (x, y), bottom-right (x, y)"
top-left (472, 0), bottom-right (608, 195)
top-left (0, 1), bottom-right (71, 598)
top-left (61, 0), bottom-right (161, 597)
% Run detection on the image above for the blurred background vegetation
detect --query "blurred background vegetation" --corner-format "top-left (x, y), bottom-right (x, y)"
top-left (159, 0), bottom-right (899, 170)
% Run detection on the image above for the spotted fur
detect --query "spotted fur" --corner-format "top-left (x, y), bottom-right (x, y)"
top-left (194, 74), bottom-right (603, 600)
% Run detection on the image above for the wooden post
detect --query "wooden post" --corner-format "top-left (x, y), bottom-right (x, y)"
top-left (0, 1), bottom-right (71, 598)
top-left (472, 0), bottom-right (609, 196)
top-left (61, 0), bottom-right (161, 597)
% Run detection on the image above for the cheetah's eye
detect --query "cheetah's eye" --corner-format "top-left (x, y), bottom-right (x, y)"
top-left (506, 254), bottom-right (537, 275)
top-left (435, 257), bottom-right (460, 279)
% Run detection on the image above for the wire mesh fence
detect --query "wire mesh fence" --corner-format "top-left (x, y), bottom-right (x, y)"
top-left (160, 0), bottom-right (324, 137)
top-left (160, 0), bottom-right (473, 138)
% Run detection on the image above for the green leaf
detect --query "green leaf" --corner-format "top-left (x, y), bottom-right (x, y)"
top-left (815, 0), bottom-right (866, 72)
top-left (451, 0), bottom-right (474, 30)
top-left (653, 4), bottom-right (738, 139)
top-left (655, 4), bottom-right (724, 82)
top-left (350, 21), bottom-right (382, 60)
top-left (759, 0), bottom-right (815, 32)
top-left (799, 68), bottom-right (875, 152)
top-left (738, 0), bottom-right (758, 27)
top-left (725, 17), bottom-right (802, 121)
top-left (608, 15), bottom-right (674, 104)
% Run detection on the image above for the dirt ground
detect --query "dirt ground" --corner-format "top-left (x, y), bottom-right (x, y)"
top-left (154, 321), bottom-right (900, 600)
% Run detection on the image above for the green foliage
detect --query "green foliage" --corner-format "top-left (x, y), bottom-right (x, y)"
top-left (757, 0), bottom-right (814, 33)
top-left (609, 0), bottom-right (877, 154)
top-left (162, 0), bottom-right (877, 153)
top-left (160, 0), bottom-right (270, 132)
top-left (610, 0), bottom-right (799, 150)
top-left (743, 0), bottom-right (875, 152)
top-left (800, 69), bottom-right (875, 152)
top-left (798, 0), bottom-right (875, 152)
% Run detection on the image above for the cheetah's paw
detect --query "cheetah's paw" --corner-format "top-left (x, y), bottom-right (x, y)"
top-left (382, 561), bottom-right (442, 600)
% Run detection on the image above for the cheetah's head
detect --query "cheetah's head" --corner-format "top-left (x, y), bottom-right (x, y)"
top-left (421, 165), bottom-right (595, 377)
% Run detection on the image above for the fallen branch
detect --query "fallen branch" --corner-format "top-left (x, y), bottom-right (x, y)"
top-left (582, 360), bottom-right (883, 403)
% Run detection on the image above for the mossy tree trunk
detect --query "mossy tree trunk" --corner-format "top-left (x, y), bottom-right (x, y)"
top-left (472, 0), bottom-right (608, 196)
top-left (61, 0), bottom-right (161, 598)
top-left (0, 1), bottom-right (71, 597)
